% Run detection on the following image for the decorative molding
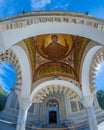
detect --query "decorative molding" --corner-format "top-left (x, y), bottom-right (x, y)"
top-left (0, 11), bottom-right (104, 31)
top-left (90, 47), bottom-right (104, 88)
top-left (32, 85), bottom-right (79, 103)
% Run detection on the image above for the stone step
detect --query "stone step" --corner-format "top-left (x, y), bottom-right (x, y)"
top-left (42, 123), bottom-right (67, 128)
top-left (41, 128), bottom-right (68, 130)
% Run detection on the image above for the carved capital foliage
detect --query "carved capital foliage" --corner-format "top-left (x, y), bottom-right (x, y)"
top-left (18, 97), bottom-right (31, 110)
top-left (81, 95), bottom-right (94, 108)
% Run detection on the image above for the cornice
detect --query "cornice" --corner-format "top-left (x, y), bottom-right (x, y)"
top-left (0, 11), bottom-right (104, 31)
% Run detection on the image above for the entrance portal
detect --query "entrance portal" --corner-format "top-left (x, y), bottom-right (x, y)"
top-left (49, 111), bottom-right (57, 124)
top-left (46, 99), bottom-right (59, 124)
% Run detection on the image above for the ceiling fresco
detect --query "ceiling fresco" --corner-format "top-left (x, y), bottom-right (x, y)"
top-left (33, 62), bottom-right (78, 81)
top-left (37, 34), bottom-right (73, 61)
top-left (23, 34), bottom-right (90, 82)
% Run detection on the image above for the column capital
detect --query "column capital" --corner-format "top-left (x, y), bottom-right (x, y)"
top-left (19, 97), bottom-right (31, 110)
top-left (81, 95), bottom-right (94, 108)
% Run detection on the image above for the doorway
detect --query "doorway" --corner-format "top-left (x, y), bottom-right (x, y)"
top-left (49, 111), bottom-right (57, 124)
top-left (46, 99), bottom-right (60, 124)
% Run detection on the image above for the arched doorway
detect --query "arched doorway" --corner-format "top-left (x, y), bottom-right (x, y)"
top-left (46, 99), bottom-right (59, 124)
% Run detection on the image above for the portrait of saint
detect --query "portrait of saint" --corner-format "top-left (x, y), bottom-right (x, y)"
top-left (41, 34), bottom-right (69, 60)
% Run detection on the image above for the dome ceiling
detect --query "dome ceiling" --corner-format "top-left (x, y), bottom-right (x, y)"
top-left (37, 34), bottom-right (73, 61)
top-left (18, 33), bottom-right (90, 83)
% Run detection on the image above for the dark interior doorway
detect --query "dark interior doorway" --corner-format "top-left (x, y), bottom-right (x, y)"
top-left (49, 111), bottom-right (57, 124)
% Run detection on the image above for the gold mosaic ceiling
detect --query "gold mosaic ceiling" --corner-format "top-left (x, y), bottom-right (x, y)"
top-left (37, 34), bottom-right (73, 61)
top-left (23, 34), bottom-right (90, 82)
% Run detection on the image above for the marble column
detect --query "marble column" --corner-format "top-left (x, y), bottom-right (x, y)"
top-left (86, 106), bottom-right (98, 130)
top-left (16, 97), bottom-right (31, 130)
top-left (81, 95), bottom-right (98, 130)
top-left (16, 108), bottom-right (28, 130)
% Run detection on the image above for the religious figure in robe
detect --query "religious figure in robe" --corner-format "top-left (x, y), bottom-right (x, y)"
top-left (41, 35), bottom-right (68, 60)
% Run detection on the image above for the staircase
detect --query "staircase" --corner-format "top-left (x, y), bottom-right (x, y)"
top-left (41, 128), bottom-right (69, 130)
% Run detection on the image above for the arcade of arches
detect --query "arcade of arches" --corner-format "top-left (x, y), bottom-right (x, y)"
top-left (0, 11), bottom-right (104, 130)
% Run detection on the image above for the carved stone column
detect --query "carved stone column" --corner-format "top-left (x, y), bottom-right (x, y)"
top-left (65, 96), bottom-right (72, 119)
top-left (81, 95), bottom-right (98, 130)
top-left (16, 98), bottom-right (31, 130)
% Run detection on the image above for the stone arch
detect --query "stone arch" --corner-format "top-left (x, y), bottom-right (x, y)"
top-left (12, 45), bottom-right (31, 98)
top-left (90, 47), bottom-right (104, 90)
top-left (30, 79), bottom-right (82, 102)
top-left (0, 48), bottom-right (22, 92)
top-left (81, 45), bottom-right (103, 97)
